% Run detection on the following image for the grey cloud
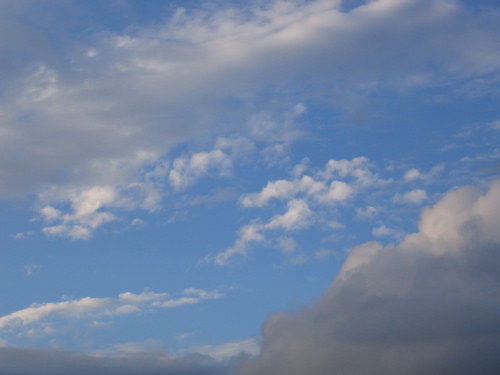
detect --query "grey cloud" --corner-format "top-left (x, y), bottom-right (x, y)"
top-left (1, 0), bottom-right (499, 199)
top-left (236, 180), bottom-right (500, 375)
top-left (0, 347), bottom-right (227, 375)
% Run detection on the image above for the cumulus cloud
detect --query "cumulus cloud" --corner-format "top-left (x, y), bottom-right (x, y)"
top-left (0, 0), bottom-right (498, 235)
top-left (403, 163), bottom-right (445, 181)
top-left (236, 180), bottom-right (500, 375)
top-left (242, 156), bottom-right (386, 208)
top-left (169, 150), bottom-right (233, 191)
top-left (215, 156), bottom-right (388, 265)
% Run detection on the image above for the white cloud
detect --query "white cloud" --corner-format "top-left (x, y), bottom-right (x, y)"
top-left (216, 156), bottom-right (389, 265)
top-left (0, 289), bottom-right (221, 335)
top-left (403, 163), bottom-right (444, 181)
top-left (0, 0), bottom-right (496, 198)
top-left (210, 224), bottom-right (259, 265)
top-left (392, 189), bottom-right (428, 204)
top-left (266, 199), bottom-right (314, 231)
top-left (213, 199), bottom-right (314, 266)
top-left (38, 186), bottom-right (119, 239)
top-left (169, 149), bottom-right (233, 191)
top-left (0, 0), bottom-right (496, 241)
top-left (403, 168), bottom-right (424, 181)
top-left (371, 225), bottom-right (403, 239)
top-left (242, 157), bottom-right (384, 208)
top-left (151, 288), bottom-right (223, 309)
top-left (316, 180), bottom-right (353, 204)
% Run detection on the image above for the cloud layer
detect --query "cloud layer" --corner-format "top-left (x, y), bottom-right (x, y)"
top-left (1, 0), bottom-right (499, 237)
top-left (237, 180), bottom-right (500, 375)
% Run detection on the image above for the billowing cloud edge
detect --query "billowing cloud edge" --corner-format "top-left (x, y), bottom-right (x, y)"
top-left (236, 179), bottom-right (500, 375)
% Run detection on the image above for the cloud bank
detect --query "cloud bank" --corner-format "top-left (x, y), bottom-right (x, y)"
top-left (237, 180), bottom-right (500, 375)
top-left (0, 347), bottom-right (227, 375)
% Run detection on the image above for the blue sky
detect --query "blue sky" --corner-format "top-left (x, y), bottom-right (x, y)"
top-left (0, 0), bottom-right (499, 373)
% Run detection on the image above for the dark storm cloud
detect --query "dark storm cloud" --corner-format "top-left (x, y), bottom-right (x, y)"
top-left (235, 181), bottom-right (500, 375)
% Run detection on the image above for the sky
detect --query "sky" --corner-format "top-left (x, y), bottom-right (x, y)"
top-left (0, 0), bottom-right (499, 373)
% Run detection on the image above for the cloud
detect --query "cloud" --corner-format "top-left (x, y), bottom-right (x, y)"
top-left (236, 180), bottom-right (500, 375)
top-left (0, 347), bottom-right (228, 375)
top-left (152, 288), bottom-right (224, 308)
top-left (0, 289), bottom-right (222, 337)
top-left (371, 225), bottom-right (403, 239)
top-left (241, 156), bottom-right (385, 208)
top-left (392, 189), bottom-right (428, 204)
top-left (266, 199), bottom-right (314, 231)
top-left (169, 150), bottom-right (233, 191)
top-left (212, 199), bottom-right (314, 266)
top-left (403, 163), bottom-right (445, 181)
top-left (189, 338), bottom-right (261, 361)
top-left (0, 291), bottom-right (168, 331)
top-left (0, 0), bottom-right (498, 236)
top-left (214, 156), bottom-right (389, 265)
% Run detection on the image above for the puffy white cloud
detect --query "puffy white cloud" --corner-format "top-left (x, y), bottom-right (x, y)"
top-left (242, 157), bottom-right (384, 208)
top-left (236, 180), bottom-right (500, 375)
top-left (38, 186), bottom-right (118, 239)
top-left (169, 150), bottom-right (233, 191)
top-left (216, 156), bottom-right (389, 265)
top-left (266, 199), bottom-right (314, 231)
top-left (403, 163), bottom-right (445, 181)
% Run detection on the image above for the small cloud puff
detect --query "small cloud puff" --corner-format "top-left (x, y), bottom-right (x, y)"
top-left (392, 189), bottom-right (428, 204)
